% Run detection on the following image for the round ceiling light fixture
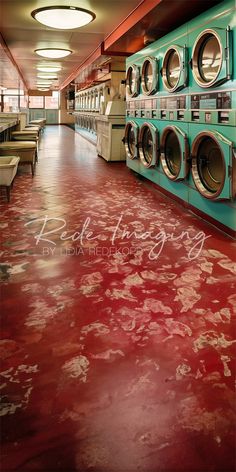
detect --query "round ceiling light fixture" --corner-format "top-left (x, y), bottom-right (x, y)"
top-left (35, 48), bottom-right (72, 58)
top-left (31, 6), bottom-right (95, 30)
top-left (37, 66), bottom-right (62, 72)
top-left (37, 74), bottom-right (58, 79)
top-left (36, 82), bottom-right (53, 86)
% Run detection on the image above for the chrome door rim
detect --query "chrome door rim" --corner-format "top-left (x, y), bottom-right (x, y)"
top-left (125, 121), bottom-right (138, 160)
top-left (192, 29), bottom-right (223, 88)
top-left (126, 65), bottom-right (140, 98)
top-left (160, 126), bottom-right (186, 180)
top-left (139, 123), bottom-right (156, 168)
top-left (191, 131), bottom-right (226, 198)
top-left (141, 57), bottom-right (158, 95)
top-left (162, 46), bottom-right (181, 92)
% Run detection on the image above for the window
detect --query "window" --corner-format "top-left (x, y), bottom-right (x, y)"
top-left (3, 95), bottom-right (19, 112)
top-left (20, 95), bottom-right (28, 109)
top-left (45, 92), bottom-right (59, 109)
top-left (29, 96), bottom-right (44, 108)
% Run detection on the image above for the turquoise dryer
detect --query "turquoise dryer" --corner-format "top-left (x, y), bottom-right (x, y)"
top-left (188, 0), bottom-right (235, 95)
top-left (188, 123), bottom-right (236, 233)
top-left (155, 119), bottom-right (190, 203)
top-left (124, 119), bottom-right (140, 174)
top-left (125, 116), bottom-right (160, 185)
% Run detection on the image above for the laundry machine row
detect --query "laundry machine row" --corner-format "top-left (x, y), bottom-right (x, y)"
top-left (124, 0), bottom-right (236, 236)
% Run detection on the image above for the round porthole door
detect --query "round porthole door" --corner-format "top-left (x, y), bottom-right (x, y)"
top-left (138, 123), bottom-right (158, 168)
top-left (126, 64), bottom-right (140, 98)
top-left (141, 57), bottom-right (158, 95)
top-left (162, 45), bottom-right (187, 92)
top-left (124, 121), bottom-right (139, 160)
top-left (191, 28), bottom-right (232, 87)
top-left (191, 131), bottom-right (233, 200)
top-left (160, 126), bottom-right (189, 180)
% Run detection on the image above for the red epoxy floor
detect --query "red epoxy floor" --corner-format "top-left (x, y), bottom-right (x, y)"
top-left (0, 126), bottom-right (235, 472)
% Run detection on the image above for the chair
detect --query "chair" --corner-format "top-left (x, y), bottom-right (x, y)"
top-left (29, 119), bottom-right (46, 132)
top-left (11, 131), bottom-right (39, 161)
top-left (0, 141), bottom-right (37, 176)
top-left (0, 156), bottom-right (20, 202)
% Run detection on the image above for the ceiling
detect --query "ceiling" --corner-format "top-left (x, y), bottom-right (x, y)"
top-left (0, 0), bottom-right (222, 93)
top-left (0, 0), bottom-right (142, 91)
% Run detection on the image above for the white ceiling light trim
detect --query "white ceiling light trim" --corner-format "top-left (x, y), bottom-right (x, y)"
top-left (31, 6), bottom-right (95, 30)
top-left (37, 74), bottom-right (58, 79)
top-left (36, 82), bottom-right (53, 86)
top-left (35, 48), bottom-right (72, 58)
top-left (37, 66), bottom-right (62, 72)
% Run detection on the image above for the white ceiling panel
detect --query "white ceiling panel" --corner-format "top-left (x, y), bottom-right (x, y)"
top-left (0, 0), bottom-right (142, 90)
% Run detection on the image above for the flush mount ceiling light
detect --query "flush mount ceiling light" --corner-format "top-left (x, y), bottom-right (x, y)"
top-left (31, 6), bottom-right (95, 30)
top-left (37, 74), bottom-right (58, 79)
top-left (36, 81), bottom-right (53, 86)
top-left (37, 66), bottom-right (62, 72)
top-left (35, 48), bottom-right (72, 58)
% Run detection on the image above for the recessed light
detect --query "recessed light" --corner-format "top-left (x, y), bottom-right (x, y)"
top-left (31, 6), bottom-right (95, 30)
top-left (37, 66), bottom-right (61, 72)
top-left (35, 48), bottom-right (72, 58)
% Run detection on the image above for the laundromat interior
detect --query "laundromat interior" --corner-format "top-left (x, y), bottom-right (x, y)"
top-left (0, 1), bottom-right (236, 471)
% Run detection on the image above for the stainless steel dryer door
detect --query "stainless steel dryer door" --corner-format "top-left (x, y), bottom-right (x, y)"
top-left (139, 122), bottom-right (158, 168)
top-left (191, 131), bottom-right (233, 200)
top-left (126, 65), bottom-right (140, 98)
top-left (162, 45), bottom-right (188, 92)
top-left (124, 121), bottom-right (139, 160)
top-left (160, 125), bottom-right (189, 180)
top-left (191, 28), bottom-right (232, 88)
top-left (141, 57), bottom-right (158, 95)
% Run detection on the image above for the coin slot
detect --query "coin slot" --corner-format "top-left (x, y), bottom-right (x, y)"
top-left (218, 111), bottom-right (229, 123)
top-left (192, 111), bottom-right (199, 121)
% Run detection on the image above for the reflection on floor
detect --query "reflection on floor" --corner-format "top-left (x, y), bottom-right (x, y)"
top-left (0, 126), bottom-right (235, 472)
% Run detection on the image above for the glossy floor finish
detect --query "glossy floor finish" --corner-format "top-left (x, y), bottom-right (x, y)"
top-left (0, 126), bottom-right (235, 472)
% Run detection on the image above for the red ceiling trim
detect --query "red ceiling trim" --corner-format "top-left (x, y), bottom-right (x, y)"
top-left (104, 0), bottom-right (162, 51)
top-left (60, 0), bottom-right (162, 90)
top-left (59, 44), bottom-right (104, 90)
top-left (100, 42), bottom-right (130, 57)
top-left (0, 33), bottom-right (28, 91)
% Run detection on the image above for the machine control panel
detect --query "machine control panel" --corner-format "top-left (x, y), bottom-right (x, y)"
top-left (191, 92), bottom-right (232, 110)
top-left (159, 96), bottom-right (186, 109)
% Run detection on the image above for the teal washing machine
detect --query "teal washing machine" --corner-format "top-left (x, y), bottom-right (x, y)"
top-left (158, 120), bottom-right (190, 203)
top-left (147, 22), bottom-right (191, 202)
top-left (125, 20), bottom-right (190, 197)
top-left (188, 120), bottom-right (236, 234)
top-left (188, 0), bottom-right (234, 95)
top-left (124, 119), bottom-right (140, 174)
top-left (125, 116), bottom-right (160, 185)
top-left (125, 56), bottom-right (160, 183)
